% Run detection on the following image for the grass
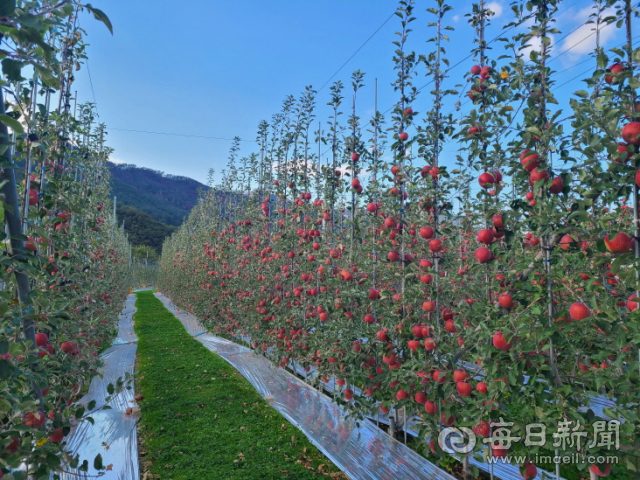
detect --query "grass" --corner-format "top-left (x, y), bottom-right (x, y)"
top-left (133, 291), bottom-right (346, 480)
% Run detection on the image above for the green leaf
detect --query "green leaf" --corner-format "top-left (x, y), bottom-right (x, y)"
top-left (32, 63), bottom-right (59, 89)
top-left (0, 359), bottom-right (13, 379)
top-left (93, 453), bottom-right (104, 470)
top-left (0, 0), bottom-right (15, 16)
top-left (0, 114), bottom-right (23, 134)
top-left (1, 58), bottom-right (23, 82)
top-left (610, 253), bottom-right (633, 275)
top-left (107, 382), bottom-right (115, 395)
top-left (85, 4), bottom-right (113, 35)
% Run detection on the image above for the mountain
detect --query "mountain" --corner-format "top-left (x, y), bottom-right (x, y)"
top-left (108, 162), bottom-right (208, 227)
top-left (115, 203), bottom-right (176, 253)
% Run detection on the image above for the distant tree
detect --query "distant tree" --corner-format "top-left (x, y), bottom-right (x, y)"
top-left (132, 245), bottom-right (158, 262)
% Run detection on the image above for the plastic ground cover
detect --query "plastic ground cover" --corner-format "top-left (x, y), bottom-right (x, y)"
top-left (58, 293), bottom-right (141, 479)
top-left (154, 292), bottom-right (458, 480)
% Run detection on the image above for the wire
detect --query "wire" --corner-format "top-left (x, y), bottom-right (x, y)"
top-left (108, 127), bottom-right (253, 142)
top-left (317, 11), bottom-right (397, 93)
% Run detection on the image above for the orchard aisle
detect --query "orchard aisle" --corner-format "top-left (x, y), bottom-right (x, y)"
top-left (59, 294), bottom-right (140, 480)
top-left (153, 292), bottom-right (457, 480)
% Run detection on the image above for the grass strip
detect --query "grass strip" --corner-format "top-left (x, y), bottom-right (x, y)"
top-left (134, 291), bottom-right (345, 480)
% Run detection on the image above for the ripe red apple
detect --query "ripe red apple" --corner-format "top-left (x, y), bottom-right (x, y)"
top-left (424, 337), bottom-right (436, 351)
top-left (492, 331), bottom-right (513, 351)
top-left (48, 428), bottom-right (65, 443)
top-left (424, 400), bottom-right (436, 415)
top-left (414, 391), bottom-right (427, 404)
top-left (569, 302), bottom-right (591, 321)
top-left (24, 411), bottom-right (46, 428)
top-left (404, 107), bottom-right (413, 116)
top-left (407, 340), bottom-right (421, 351)
top-left (589, 463), bottom-right (611, 477)
top-left (456, 382), bottom-right (472, 396)
top-left (473, 420), bottom-right (490, 437)
top-left (477, 229), bottom-right (494, 244)
top-left (35, 333), bottom-right (48, 347)
top-left (399, 132), bottom-right (409, 141)
top-left (549, 176), bottom-right (563, 194)
top-left (429, 239), bottom-right (442, 252)
top-left (604, 63), bottom-right (624, 85)
top-left (470, 65), bottom-right (481, 75)
top-left (419, 226), bottom-right (434, 239)
top-left (475, 247), bottom-right (492, 263)
top-left (520, 461), bottom-right (538, 480)
top-left (622, 121), bottom-right (640, 146)
top-left (452, 369), bottom-right (467, 382)
top-left (559, 234), bottom-right (575, 251)
top-left (351, 152), bottom-right (360, 161)
top-left (627, 293), bottom-right (638, 311)
top-left (476, 382), bottom-right (488, 394)
top-left (498, 293), bottom-right (514, 309)
top-left (604, 232), bottom-right (632, 253)
top-left (529, 167), bottom-right (550, 184)
top-left (478, 172), bottom-right (495, 188)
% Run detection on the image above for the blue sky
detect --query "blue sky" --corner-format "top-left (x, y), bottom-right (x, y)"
top-left (74, 0), bottom-right (627, 185)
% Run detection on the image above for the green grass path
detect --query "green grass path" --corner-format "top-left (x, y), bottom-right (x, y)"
top-left (134, 291), bottom-right (345, 480)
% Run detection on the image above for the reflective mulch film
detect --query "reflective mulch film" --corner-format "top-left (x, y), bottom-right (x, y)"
top-left (59, 294), bottom-right (139, 480)
top-left (154, 293), bottom-right (458, 480)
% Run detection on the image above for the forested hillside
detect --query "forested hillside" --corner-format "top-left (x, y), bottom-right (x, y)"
top-left (109, 162), bottom-right (208, 226)
top-left (116, 203), bottom-right (176, 252)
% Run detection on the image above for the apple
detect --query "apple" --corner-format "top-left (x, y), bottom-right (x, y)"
top-left (470, 65), bottom-right (481, 75)
top-left (414, 392), bottom-right (427, 404)
top-left (549, 176), bottom-right (563, 194)
top-left (429, 239), bottom-right (442, 252)
top-left (24, 411), bottom-right (46, 428)
top-left (559, 234), bottom-right (575, 251)
top-left (604, 63), bottom-right (624, 85)
top-left (35, 333), bottom-right (48, 347)
top-left (351, 152), bottom-right (360, 161)
top-left (520, 461), bottom-right (538, 480)
top-left (452, 369), bottom-right (467, 382)
top-left (622, 121), bottom-right (640, 146)
top-left (529, 167), bottom-right (550, 183)
top-left (424, 337), bottom-right (436, 351)
top-left (419, 226), bottom-right (434, 239)
top-left (407, 340), bottom-right (421, 351)
top-left (384, 217), bottom-right (397, 229)
top-left (636, 170), bottom-right (640, 187)
top-left (589, 463), bottom-right (611, 477)
top-left (477, 229), bottom-right (494, 244)
top-left (627, 294), bottom-right (638, 311)
top-left (48, 428), bottom-right (65, 443)
top-left (520, 151), bottom-right (540, 171)
top-left (472, 420), bottom-right (490, 437)
top-left (498, 293), bottom-right (514, 309)
top-left (478, 172), bottom-right (495, 188)
top-left (424, 400), bottom-right (436, 415)
top-left (404, 107), bottom-right (413, 116)
top-left (492, 331), bottom-right (513, 351)
top-left (476, 382), bottom-right (488, 394)
top-left (475, 247), bottom-right (492, 263)
top-left (456, 382), bottom-right (472, 396)
top-left (604, 232), bottom-right (632, 253)
top-left (468, 125), bottom-right (483, 135)
top-left (569, 302), bottom-right (591, 321)
top-left (399, 132), bottom-right (409, 141)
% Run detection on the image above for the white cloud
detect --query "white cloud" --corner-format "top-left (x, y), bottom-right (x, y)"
top-left (557, 7), bottom-right (617, 66)
top-left (452, 15), bottom-right (460, 22)
top-left (108, 156), bottom-right (126, 164)
top-left (486, 2), bottom-right (503, 18)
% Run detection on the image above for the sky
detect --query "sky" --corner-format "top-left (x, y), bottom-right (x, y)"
top-left (71, 0), bottom-right (629, 186)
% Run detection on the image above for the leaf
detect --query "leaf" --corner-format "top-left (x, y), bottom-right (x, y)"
top-left (85, 4), bottom-right (113, 35)
top-left (107, 382), bottom-right (114, 395)
top-left (93, 453), bottom-right (104, 470)
top-left (0, 0), bottom-right (15, 16)
top-left (32, 63), bottom-right (59, 89)
top-left (0, 359), bottom-right (12, 379)
top-left (574, 90), bottom-right (589, 98)
top-left (0, 114), bottom-right (22, 134)
top-left (1, 58), bottom-right (23, 82)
